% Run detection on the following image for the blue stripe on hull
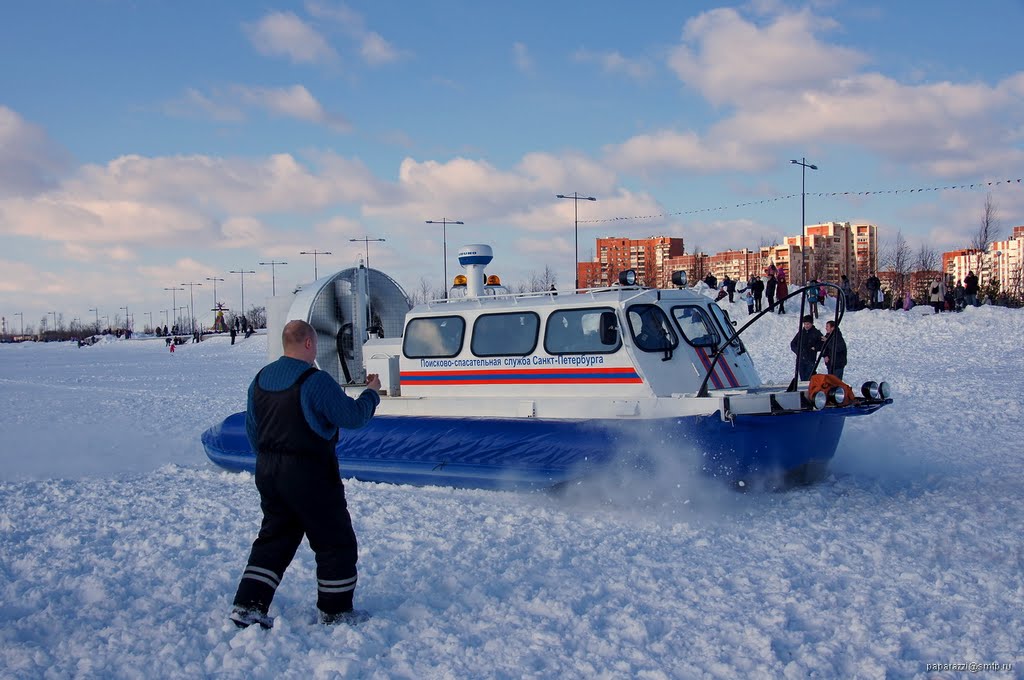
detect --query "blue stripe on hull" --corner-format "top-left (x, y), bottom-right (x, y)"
top-left (202, 404), bottom-right (886, 490)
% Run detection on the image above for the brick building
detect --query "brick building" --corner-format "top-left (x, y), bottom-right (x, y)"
top-left (576, 236), bottom-right (684, 288)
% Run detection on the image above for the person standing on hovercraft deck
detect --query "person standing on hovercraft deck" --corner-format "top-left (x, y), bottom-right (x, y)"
top-left (230, 319), bottom-right (380, 629)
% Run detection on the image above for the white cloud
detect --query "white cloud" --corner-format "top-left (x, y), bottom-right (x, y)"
top-left (305, 1), bottom-right (405, 66)
top-left (173, 89), bottom-right (245, 122)
top-left (234, 85), bottom-right (352, 133)
top-left (513, 42), bottom-right (532, 73)
top-left (59, 242), bottom-right (136, 263)
top-left (0, 151), bottom-right (386, 249)
top-left (667, 7), bottom-right (866, 105)
top-left (599, 6), bottom-right (1024, 180)
top-left (360, 32), bottom-right (402, 65)
top-left (0, 106), bottom-right (71, 198)
top-left (362, 153), bottom-right (620, 226)
top-left (572, 49), bottom-right (653, 80)
top-left (244, 11), bottom-right (338, 65)
top-left (604, 129), bottom-right (769, 175)
top-left (170, 85), bottom-right (352, 133)
top-left (712, 73), bottom-right (1024, 177)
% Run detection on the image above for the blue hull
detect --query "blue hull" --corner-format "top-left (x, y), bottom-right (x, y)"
top-left (201, 403), bottom-right (888, 490)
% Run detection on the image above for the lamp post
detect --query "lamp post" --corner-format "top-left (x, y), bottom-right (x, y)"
top-left (299, 250), bottom-right (332, 281)
top-left (180, 282), bottom-right (203, 335)
top-left (164, 286), bottom-right (184, 329)
top-left (349, 237), bottom-right (385, 271)
top-left (426, 218), bottom-right (464, 298)
top-left (48, 311), bottom-right (56, 333)
top-left (145, 311), bottom-right (153, 332)
top-left (556, 192), bottom-right (598, 291)
top-left (258, 260), bottom-right (287, 297)
top-left (120, 306), bottom-right (129, 331)
top-left (790, 158), bottom-right (818, 284)
top-left (15, 312), bottom-right (23, 336)
top-left (88, 307), bottom-right (99, 333)
top-left (206, 276), bottom-right (225, 310)
top-left (229, 269), bottom-right (256, 319)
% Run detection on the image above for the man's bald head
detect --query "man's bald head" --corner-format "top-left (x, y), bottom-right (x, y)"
top-left (282, 320), bottom-right (317, 363)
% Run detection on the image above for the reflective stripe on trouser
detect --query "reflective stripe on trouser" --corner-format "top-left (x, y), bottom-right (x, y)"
top-left (233, 452), bottom-right (359, 616)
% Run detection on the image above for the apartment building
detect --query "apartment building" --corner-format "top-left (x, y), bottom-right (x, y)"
top-left (580, 222), bottom-right (880, 290)
top-left (943, 225), bottom-right (1024, 296)
top-left (576, 236), bottom-right (684, 288)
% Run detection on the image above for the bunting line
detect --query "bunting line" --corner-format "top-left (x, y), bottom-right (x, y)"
top-left (578, 178), bottom-right (1023, 224)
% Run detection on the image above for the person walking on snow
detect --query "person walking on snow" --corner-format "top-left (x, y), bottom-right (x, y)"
top-left (230, 320), bottom-right (381, 629)
top-left (776, 274), bottom-right (789, 314)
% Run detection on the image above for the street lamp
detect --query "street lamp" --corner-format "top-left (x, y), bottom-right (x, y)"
top-left (258, 260), bottom-right (287, 297)
top-left (790, 158), bottom-right (818, 284)
top-left (88, 307), bottom-right (99, 333)
top-left (556, 192), bottom-right (598, 291)
top-left (164, 286), bottom-right (184, 329)
top-left (206, 276), bottom-right (225, 309)
top-left (15, 312), bottom-right (23, 336)
top-left (120, 306), bottom-right (129, 331)
top-left (145, 311), bottom-right (153, 332)
top-left (299, 250), bottom-right (332, 281)
top-left (229, 269), bottom-right (256, 319)
top-left (180, 282), bottom-right (203, 335)
top-left (48, 311), bottom-right (56, 332)
top-left (349, 237), bottom-right (385, 271)
top-left (426, 219), bottom-right (464, 298)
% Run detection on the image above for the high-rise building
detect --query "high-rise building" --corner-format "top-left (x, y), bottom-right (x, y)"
top-left (761, 222), bottom-right (877, 286)
top-left (946, 226), bottom-right (1024, 297)
top-left (577, 236), bottom-right (684, 288)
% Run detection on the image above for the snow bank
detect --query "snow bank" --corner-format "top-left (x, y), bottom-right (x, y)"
top-left (1, 307), bottom-right (1022, 678)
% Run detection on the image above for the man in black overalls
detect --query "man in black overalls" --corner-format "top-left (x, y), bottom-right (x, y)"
top-left (230, 320), bottom-right (380, 628)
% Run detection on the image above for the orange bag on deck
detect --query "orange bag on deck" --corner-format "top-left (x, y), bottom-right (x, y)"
top-left (808, 374), bottom-right (853, 406)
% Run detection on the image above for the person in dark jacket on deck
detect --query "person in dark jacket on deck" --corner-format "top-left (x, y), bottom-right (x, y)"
top-left (230, 320), bottom-right (381, 629)
top-left (790, 315), bottom-right (823, 381)
top-left (821, 320), bottom-right (847, 380)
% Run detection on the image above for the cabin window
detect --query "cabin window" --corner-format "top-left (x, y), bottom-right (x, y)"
top-left (402, 316), bottom-right (465, 358)
top-left (626, 305), bottom-right (678, 353)
top-left (471, 312), bottom-right (540, 356)
top-left (544, 307), bottom-right (621, 355)
top-left (670, 306), bottom-right (720, 348)
top-left (707, 303), bottom-right (746, 353)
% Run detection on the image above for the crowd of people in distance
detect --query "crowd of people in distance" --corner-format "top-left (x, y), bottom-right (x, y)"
top-left (703, 264), bottom-right (1002, 318)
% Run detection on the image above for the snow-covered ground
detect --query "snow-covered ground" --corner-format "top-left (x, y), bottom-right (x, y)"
top-left (1, 305), bottom-right (1022, 679)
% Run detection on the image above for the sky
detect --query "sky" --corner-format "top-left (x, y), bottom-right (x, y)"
top-left (2, 0), bottom-right (1024, 333)
top-left (1, 303), bottom-right (1022, 676)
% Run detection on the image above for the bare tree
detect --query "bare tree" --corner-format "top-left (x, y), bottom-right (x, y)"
top-left (971, 193), bottom-right (1001, 251)
top-left (971, 193), bottom-right (1001, 274)
top-left (411, 276), bottom-right (435, 305)
top-left (524, 265), bottom-right (558, 292)
top-left (882, 229), bottom-right (913, 302)
top-left (539, 264), bottom-right (558, 291)
top-left (1009, 262), bottom-right (1024, 302)
top-left (248, 305), bottom-right (267, 328)
top-left (915, 243), bottom-right (938, 272)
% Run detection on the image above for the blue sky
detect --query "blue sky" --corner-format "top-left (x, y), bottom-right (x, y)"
top-left (2, 0), bottom-right (1023, 332)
